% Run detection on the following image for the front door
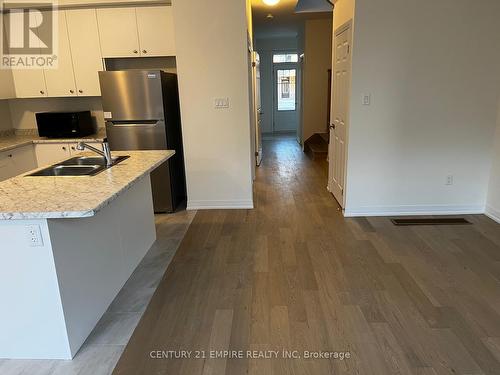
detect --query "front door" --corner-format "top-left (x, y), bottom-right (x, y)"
top-left (273, 64), bottom-right (298, 133)
top-left (328, 24), bottom-right (352, 207)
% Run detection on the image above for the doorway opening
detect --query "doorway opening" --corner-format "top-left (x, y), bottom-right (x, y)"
top-left (272, 53), bottom-right (299, 137)
top-left (250, 0), bottom-right (334, 171)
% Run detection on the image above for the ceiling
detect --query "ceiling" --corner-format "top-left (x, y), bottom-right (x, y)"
top-left (251, 0), bottom-right (332, 39)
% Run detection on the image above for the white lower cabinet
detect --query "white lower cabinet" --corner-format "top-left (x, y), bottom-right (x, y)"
top-left (35, 142), bottom-right (100, 167)
top-left (0, 145), bottom-right (37, 181)
top-left (35, 144), bottom-right (71, 167)
top-left (0, 142), bottom-right (104, 181)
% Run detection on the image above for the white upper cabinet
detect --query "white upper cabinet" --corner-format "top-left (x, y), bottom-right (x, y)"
top-left (43, 10), bottom-right (78, 97)
top-left (97, 7), bottom-right (140, 58)
top-left (0, 70), bottom-right (15, 99)
top-left (5, 11), bottom-right (47, 98)
top-left (97, 6), bottom-right (175, 58)
top-left (136, 6), bottom-right (176, 57)
top-left (66, 9), bottom-right (104, 96)
top-left (11, 70), bottom-right (47, 98)
top-left (3, 5), bottom-right (174, 98)
top-left (0, 15), bottom-right (14, 98)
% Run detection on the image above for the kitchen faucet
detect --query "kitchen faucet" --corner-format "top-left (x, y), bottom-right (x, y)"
top-left (76, 138), bottom-right (113, 166)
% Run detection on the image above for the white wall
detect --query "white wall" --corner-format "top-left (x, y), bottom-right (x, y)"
top-left (343, 0), bottom-right (500, 216)
top-left (333, 0), bottom-right (355, 29)
top-left (486, 105), bottom-right (500, 223)
top-left (255, 36), bottom-right (298, 134)
top-left (172, 0), bottom-right (254, 209)
top-left (302, 18), bottom-right (332, 143)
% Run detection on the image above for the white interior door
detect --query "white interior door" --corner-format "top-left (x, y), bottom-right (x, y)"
top-left (328, 24), bottom-right (352, 207)
top-left (253, 52), bottom-right (263, 166)
top-left (273, 63), bottom-right (298, 133)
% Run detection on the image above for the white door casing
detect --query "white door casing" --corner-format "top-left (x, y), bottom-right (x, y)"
top-left (328, 23), bottom-right (352, 208)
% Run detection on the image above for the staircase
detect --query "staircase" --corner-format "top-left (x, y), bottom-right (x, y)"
top-left (304, 133), bottom-right (329, 160)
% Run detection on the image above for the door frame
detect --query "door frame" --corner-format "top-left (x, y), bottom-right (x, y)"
top-left (272, 62), bottom-right (299, 134)
top-left (328, 20), bottom-right (353, 209)
top-left (271, 50), bottom-right (300, 135)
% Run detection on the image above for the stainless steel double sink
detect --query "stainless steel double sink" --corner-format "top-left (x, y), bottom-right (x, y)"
top-left (28, 155), bottom-right (130, 177)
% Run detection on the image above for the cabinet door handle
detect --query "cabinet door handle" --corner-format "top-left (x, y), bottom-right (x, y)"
top-left (62, 146), bottom-right (67, 151)
top-left (40, 90), bottom-right (44, 95)
top-left (70, 89), bottom-right (74, 94)
top-left (8, 154), bottom-right (13, 158)
top-left (133, 50), bottom-right (138, 54)
top-left (142, 50), bottom-right (147, 54)
top-left (78, 89), bottom-right (83, 94)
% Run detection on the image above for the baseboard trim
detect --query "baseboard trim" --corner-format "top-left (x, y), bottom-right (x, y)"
top-left (187, 199), bottom-right (254, 210)
top-left (485, 205), bottom-right (500, 224)
top-left (344, 204), bottom-right (485, 218)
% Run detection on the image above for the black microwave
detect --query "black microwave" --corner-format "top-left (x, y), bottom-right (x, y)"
top-left (35, 111), bottom-right (95, 138)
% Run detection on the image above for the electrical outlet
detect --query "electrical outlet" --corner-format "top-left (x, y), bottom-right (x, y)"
top-left (25, 225), bottom-right (43, 247)
top-left (446, 175), bottom-right (454, 186)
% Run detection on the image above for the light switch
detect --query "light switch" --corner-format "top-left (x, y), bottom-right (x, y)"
top-left (214, 97), bottom-right (230, 109)
top-left (362, 94), bottom-right (371, 106)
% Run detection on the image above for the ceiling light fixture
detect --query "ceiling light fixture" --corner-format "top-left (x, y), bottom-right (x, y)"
top-left (263, 0), bottom-right (280, 6)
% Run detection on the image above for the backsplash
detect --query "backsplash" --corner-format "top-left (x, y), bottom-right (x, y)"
top-left (8, 97), bottom-right (105, 130)
top-left (0, 129), bottom-right (14, 137)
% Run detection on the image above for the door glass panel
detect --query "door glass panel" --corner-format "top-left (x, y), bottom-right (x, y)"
top-left (276, 69), bottom-right (296, 111)
top-left (273, 53), bottom-right (298, 63)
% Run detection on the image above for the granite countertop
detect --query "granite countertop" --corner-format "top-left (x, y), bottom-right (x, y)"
top-left (0, 150), bottom-right (175, 220)
top-left (0, 129), bottom-right (107, 153)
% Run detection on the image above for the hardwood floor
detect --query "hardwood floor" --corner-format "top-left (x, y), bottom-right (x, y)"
top-left (113, 136), bottom-right (500, 375)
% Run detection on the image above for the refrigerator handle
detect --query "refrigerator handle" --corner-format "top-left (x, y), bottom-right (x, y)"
top-left (109, 120), bottom-right (163, 128)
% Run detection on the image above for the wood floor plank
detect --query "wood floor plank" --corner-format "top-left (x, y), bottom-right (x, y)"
top-left (112, 136), bottom-right (500, 375)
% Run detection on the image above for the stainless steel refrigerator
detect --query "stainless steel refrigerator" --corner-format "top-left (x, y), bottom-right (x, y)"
top-left (98, 70), bottom-right (186, 213)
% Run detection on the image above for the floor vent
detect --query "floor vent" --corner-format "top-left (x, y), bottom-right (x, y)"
top-left (391, 218), bottom-right (472, 226)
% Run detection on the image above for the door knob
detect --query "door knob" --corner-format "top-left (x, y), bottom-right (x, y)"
top-left (329, 124), bottom-right (335, 130)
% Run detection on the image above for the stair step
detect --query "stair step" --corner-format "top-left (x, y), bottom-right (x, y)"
top-left (308, 142), bottom-right (328, 154)
top-left (319, 133), bottom-right (329, 143)
top-left (303, 132), bottom-right (329, 160)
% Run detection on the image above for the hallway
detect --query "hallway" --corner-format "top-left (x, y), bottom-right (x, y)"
top-left (113, 136), bottom-right (500, 375)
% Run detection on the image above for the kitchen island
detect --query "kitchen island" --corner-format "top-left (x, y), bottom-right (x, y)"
top-left (0, 150), bottom-right (174, 359)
